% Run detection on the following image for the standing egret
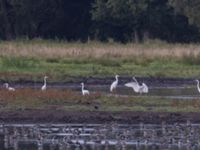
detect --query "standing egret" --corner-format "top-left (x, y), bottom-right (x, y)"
top-left (4, 83), bottom-right (15, 91)
top-left (195, 79), bottom-right (200, 93)
top-left (125, 77), bottom-right (149, 94)
top-left (110, 75), bottom-right (119, 92)
top-left (81, 83), bottom-right (90, 96)
top-left (41, 76), bottom-right (48, 91)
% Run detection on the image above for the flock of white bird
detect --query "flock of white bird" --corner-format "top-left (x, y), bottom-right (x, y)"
top-left (2, 75), bottom-right (200, 96)
top-left (109, 75), bottom-right (148, 94)
top-left (3, 76), bottom-right (48, 92)
top-left (79, 75), bottom-right (149, 96)
top-left (2, 75), bottom-right (147, 96)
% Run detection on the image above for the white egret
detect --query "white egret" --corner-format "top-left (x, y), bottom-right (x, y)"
top-left (4, 83), bottom-right (15, 91)
top-left (195, 79), bottom-right (200, 93)
top-left (125, 77), bottom-right (140, 92)
top-left (110, 75), bottom-right (119, 92)
top-left (41, 76), bottom-right (48, 91)
top-left (125, 77), bottom-right (149, 94)
top-left (139, 83), bottom-right (149, 94)
top-left (81, 82), bottom-right (90, 96)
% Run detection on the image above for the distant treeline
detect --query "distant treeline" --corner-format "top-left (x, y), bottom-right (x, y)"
top-left (0, 0), bottom-right (200, 43)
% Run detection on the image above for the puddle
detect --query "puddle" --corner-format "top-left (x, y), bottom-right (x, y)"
top-left (0, 122), bottom-right (199, 150)
top-left (12, 83), bottom-right (200, 100)
top-left (86, 85), bottom-right (200, 100)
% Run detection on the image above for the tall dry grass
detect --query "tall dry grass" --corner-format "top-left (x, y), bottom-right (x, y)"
top-left (0, 39), bottom-right (200, 60)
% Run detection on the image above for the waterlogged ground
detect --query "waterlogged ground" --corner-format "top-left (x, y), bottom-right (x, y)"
top-left (0, 77), bottom-right (199, 150)
top-left (0, 77), bottom-right (199, 124)
top-left (0, 79), bottom-right (199, 111)
top-left (0, 122), bottom-right (200, 150)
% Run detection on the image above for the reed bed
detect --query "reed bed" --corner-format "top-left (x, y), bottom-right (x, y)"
top-left (0, 39), bottom-right (200, 60)
top-left (0, 39), bottom-right (200, 79)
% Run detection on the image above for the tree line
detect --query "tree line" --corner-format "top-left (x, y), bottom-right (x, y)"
top-left (0, 0), bottom-right (200, 43)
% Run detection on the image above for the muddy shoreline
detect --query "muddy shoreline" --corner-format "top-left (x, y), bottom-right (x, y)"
top-left (0, 77), bottom-right (199, 124)
top-left (0, 76), bottom-right (196, 88)
top-left (0, 110), bottom-right (200, 124)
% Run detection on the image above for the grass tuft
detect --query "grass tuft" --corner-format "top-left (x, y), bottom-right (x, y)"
top-left (1, 57), bottom-right (39, 69)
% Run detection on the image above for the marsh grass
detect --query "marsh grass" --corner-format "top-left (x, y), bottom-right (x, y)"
top-left (0, 39), bottom-right (200, 60)
top-left (1, 56), bottom-right (200, 81)
top-left (1, 57), bottom-right (40, 69)
top-left (0, 39), bottom-right (200, 79)
top-left (0, 88), bottom-right (199, 112)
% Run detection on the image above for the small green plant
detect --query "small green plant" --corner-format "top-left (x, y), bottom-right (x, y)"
top-left (1, 57), bottom-right (39, 69)
top-left (97, 59), bottom-right (121, 67)
top-left (181, 54), bottom-right (200, 65)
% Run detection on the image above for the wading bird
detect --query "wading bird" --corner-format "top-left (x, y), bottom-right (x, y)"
top-left (125, 77), bottom-right (140, 92)
top-left (81, 82), bottom-right (90, 96)
top-left (125, 77), bottom-right (148, 94)
top-left (41, 76), bottom-right (48, 91)
top-left (195, 79), bottom-right (200, 93)
top-left (4, 83), bottom-right (15, 91)
top-left (110, 75), bottom-right (119, 92)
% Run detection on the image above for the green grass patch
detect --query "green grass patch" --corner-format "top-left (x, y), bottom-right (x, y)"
top-left (0, 55), bottom-right (200, 82)
top-left (0, 39), bottom-right (200, 80)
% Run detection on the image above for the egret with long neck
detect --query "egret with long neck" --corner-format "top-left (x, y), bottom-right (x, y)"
top-left (4, 83), bottom-right (15, 91)
top-left (41, 76), bottom-right (48, 91)
top-left (195, 79), bottom-right (200, 93)
top-left (110, 75), bottom-right (119, 92)
top-left (81, 83), bottom-right (89, 96)
top-left (125, 76), bottom-right (148, 94)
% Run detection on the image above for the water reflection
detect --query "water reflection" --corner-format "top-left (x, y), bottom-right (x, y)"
top-left (90, 85), bottom-right (200, 100)
top-left (0, 122), bottom-right (200, 150)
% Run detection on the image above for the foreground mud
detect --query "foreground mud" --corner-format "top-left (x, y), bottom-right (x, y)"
top-left (0, 110), bottom-right (200, 124)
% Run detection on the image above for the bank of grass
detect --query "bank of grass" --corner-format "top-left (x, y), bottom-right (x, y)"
top-left (0, 39), bottom-right (200, 81)
top-left (0, 88), bottom-right (200, 112)
top-left (0, 56), bottom-right (200, 81)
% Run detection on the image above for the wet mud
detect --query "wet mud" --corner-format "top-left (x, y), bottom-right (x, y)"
top-left (0, 77), bottom-right (199, 124)
top-left (0, 76), bottom-right (196, 88)
top-left (0, 110), bottom-right (200, 124)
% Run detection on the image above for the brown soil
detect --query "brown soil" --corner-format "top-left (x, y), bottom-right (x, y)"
top-left (0, 77), bottom-right (198, 124)
top-left (0, 110), bottom-right (200, 124)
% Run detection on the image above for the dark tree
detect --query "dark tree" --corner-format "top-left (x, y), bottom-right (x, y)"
top-left (169, 0), bottom-right (200, 29)
top-left (0, 0), bottom-right (199, 42)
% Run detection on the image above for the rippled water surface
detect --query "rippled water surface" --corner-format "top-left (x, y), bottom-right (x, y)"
top-left (1, 122), bottom-right (200, 150)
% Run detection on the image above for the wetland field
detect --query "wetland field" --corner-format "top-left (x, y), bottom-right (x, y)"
top-left (0, 40), bottom-right (200, 149)
top-left (0, 40), bottom-right (200, 123)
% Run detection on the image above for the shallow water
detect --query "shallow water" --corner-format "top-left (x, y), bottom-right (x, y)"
top-left (0, 122), bottom-right (200, 150)
top-left (87, 85), bottom-right (200, 100)
top-left (15, 83), bottom-right (200, 100)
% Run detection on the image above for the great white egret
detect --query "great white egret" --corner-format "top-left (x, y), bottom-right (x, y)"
top-left (139, 83), bottom-right (148, 94)
top-left (125, 77), bottom-right (140, 92)
top-left (4, 83), bottom-right (15, 91)
top-left (81, 82), bottom-right (90, 96)
top-left (110, 75), bottom-right (119, 92)
top-left (41, 76), bottom-right (48, 91)
top-left (195, 79), bottom-right (200, 93)
top-left (125, 77), bottom-right (148, 94)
